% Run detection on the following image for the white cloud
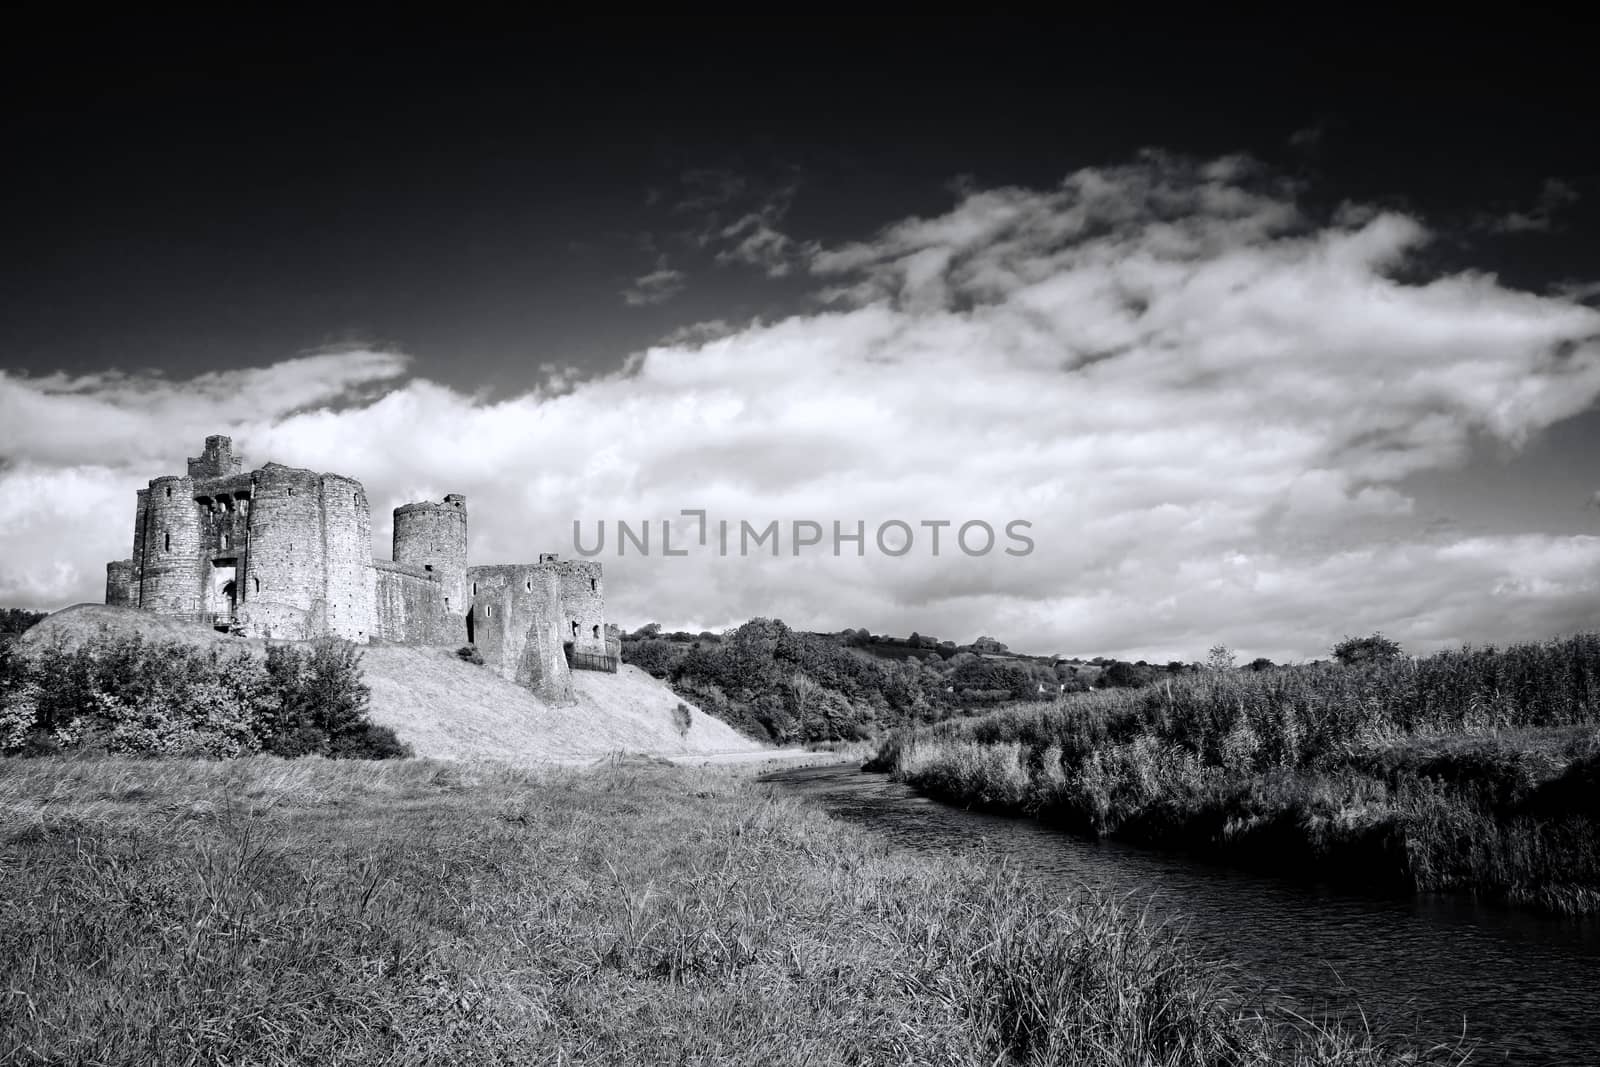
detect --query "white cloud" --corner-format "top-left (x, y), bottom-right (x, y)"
top-left (6, 155), bottom-right (1600, 661)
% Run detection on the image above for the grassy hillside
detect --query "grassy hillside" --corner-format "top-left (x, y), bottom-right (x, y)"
top-left (360, 646), bottom-right (758, 761)
top-left (21, 605), bottom-right (758, 761)
top-left (0, 756), bottom-right (1453, 1065)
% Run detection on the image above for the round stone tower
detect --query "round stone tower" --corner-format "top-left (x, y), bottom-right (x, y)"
top-left (242, 465), bottom-right (325, 621)
top-left (138, 475), bottom-right (203, 614)
top-left (393, 494), bottom-right (467, 614)
top-left (104, 559), bottom-right (135, 608)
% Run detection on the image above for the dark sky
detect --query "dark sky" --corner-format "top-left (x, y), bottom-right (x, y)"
top-left (4, 14), bottom-right (1596, 392)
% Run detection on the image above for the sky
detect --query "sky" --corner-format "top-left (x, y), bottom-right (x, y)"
top-left (2, 16), bottom-right (1597, 662)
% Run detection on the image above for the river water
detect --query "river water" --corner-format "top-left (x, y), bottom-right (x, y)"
top-left (763, 764), bottom-right (1600, 1065)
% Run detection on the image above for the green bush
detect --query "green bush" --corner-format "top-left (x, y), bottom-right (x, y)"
top-left (455, 644), bottom-right (485, 666)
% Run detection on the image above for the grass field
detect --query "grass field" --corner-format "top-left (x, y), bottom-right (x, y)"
top-left (0, 756), bottom-right (1460, 1065)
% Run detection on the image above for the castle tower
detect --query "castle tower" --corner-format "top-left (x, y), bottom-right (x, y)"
top-left (105, 560), bottom-right (135, 607)
top-left (128, 487), bottom-right (150, 605)
top-left (187, 435), bottom-right (243, 480)
top-left (319, 474), bottom-right (375, 640)
top-left (137, 475), bottom-right (203, 614)
top-left (463, 563), bottom-right (573, 703)
top-left (537, 555), bottom-right (607, 655)
top-left (393, 495), bottom-right (468, 615)
top-left (241, 464), bottom-right (326, 627)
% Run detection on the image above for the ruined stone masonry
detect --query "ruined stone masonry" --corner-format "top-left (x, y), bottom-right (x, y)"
top-left (104, 435), bottom-right (607, 702)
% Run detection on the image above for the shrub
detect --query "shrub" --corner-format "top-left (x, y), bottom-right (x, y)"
top-left (456, 644), bottom-right (485, 666)
top-left (1, 629), bottom-right (407, 761)
top-left (1333, 632), bottom-right (1404, 666)
top-left (672, 702), bottom-right (692, 738)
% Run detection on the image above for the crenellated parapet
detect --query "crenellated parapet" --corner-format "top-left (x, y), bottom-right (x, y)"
top-left (393, 495), bottom-right (468, 615)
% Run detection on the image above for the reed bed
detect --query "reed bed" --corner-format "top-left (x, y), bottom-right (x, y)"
top-left (882, 634), bottom-right (1600, 913)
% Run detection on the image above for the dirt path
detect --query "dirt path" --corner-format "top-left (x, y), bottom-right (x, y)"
top-left (664, 747), bottom-right (861, 777)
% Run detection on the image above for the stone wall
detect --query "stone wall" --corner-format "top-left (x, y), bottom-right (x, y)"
top-left (193, 474), bottom-right (251, 620)
top-left (129, 488), bottom-right (149, 604)
top-left (241, 465), bottom-right (325, 624)
top-left (467, 564), bottom-right (573, 703)
top-left (105, 560), bottom-right (134, 607)
top-left (372, 560), bottom-right (462, 644)
top-left (233, 600), bottom-right (313, 641)
top-left (101, 436), bottom-right (609, 695)
top-left (538, 556), bottom-right (607, 655)
top-left (186, 435), bottom-right (243, 480)
top-left (393, 496), bottom-right (468, 614)
top-left (321, 474), bottom-right (375, 640)
top-left (138, 475), bottom-right (204, 614)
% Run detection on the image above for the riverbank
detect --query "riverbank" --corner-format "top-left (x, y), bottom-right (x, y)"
top-left (0, 756), bottom-right (1452, 1064)
top-left (873, 634), bottom-right (1600, 914)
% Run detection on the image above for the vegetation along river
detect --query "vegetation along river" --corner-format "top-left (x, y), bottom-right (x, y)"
top-left (764, 763), bottom-right (1600, 1065)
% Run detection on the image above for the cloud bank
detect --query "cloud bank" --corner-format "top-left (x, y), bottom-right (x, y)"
top-left (5, 154), bottom-right (1599, 661)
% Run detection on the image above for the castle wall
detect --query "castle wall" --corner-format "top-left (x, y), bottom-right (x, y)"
top-left (467, 564), bottom-right (573, 703)
top-left (234, 601), bottom-right (312, 641)
top-left (321, 474), bottom-right (375, 640)
top-left (539, 556), bottom-right (607, 655)
top-left (105, 560), bottom-right (135, 607)
top-left (138, 475), bottom-right (204, 614)
top-left (102, 437), bottom-right (610, 700)
top-left (393, 496), bottom-right (468, 614)
top-left (129, 488), bottom-right (149, 604)
top-left (187, 435), bottom-right (243, 480)
top-left (372, 560), bottom-right (461, 644)
top-left (238, 465), bottom-right (324, 637)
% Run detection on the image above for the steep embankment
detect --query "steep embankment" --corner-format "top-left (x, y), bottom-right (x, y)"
top-left (359, 647), bottom-right (758, 761)
top-left (21, 605), bottom-right (761, 761)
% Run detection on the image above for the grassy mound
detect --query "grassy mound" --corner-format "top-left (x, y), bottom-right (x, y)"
top-left (357, 646), bottom-right (760, 761)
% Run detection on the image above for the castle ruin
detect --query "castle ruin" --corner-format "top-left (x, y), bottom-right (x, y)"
top-left (103, 435), bottom-right (613, 702)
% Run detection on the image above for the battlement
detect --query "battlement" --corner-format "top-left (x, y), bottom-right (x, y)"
top-left (187, 435), bottom-right (243, 480)
top-left (395, 495), bottom-right (467, 516)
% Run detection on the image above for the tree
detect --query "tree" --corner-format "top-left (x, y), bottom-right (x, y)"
top-left (1332, 632), bottom-right (1404, 666)
top-left (1103, 660), bottom-right (1156, 689)
top-left (1205, 645), bottom-right (1237, 672)
top-left (1247, 657), bottom-right (1276, 672)
top-left (786, 671), bottom-right (820, 735)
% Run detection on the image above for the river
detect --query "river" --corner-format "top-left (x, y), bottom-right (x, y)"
top-left (763, 763), bottom-right (1600, 1065)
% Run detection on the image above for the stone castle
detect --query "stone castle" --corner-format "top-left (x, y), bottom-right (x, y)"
top-left (102, 435), bottom-right (612, 702)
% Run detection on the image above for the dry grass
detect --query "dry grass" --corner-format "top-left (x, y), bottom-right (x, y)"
top-left (0, 756), bottom-right (1461, 1066)
top-left (361, 647), bottom-right (760, 761)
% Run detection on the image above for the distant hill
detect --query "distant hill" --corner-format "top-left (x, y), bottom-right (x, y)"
top-left (21, 605), bottom-right (759, 762)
